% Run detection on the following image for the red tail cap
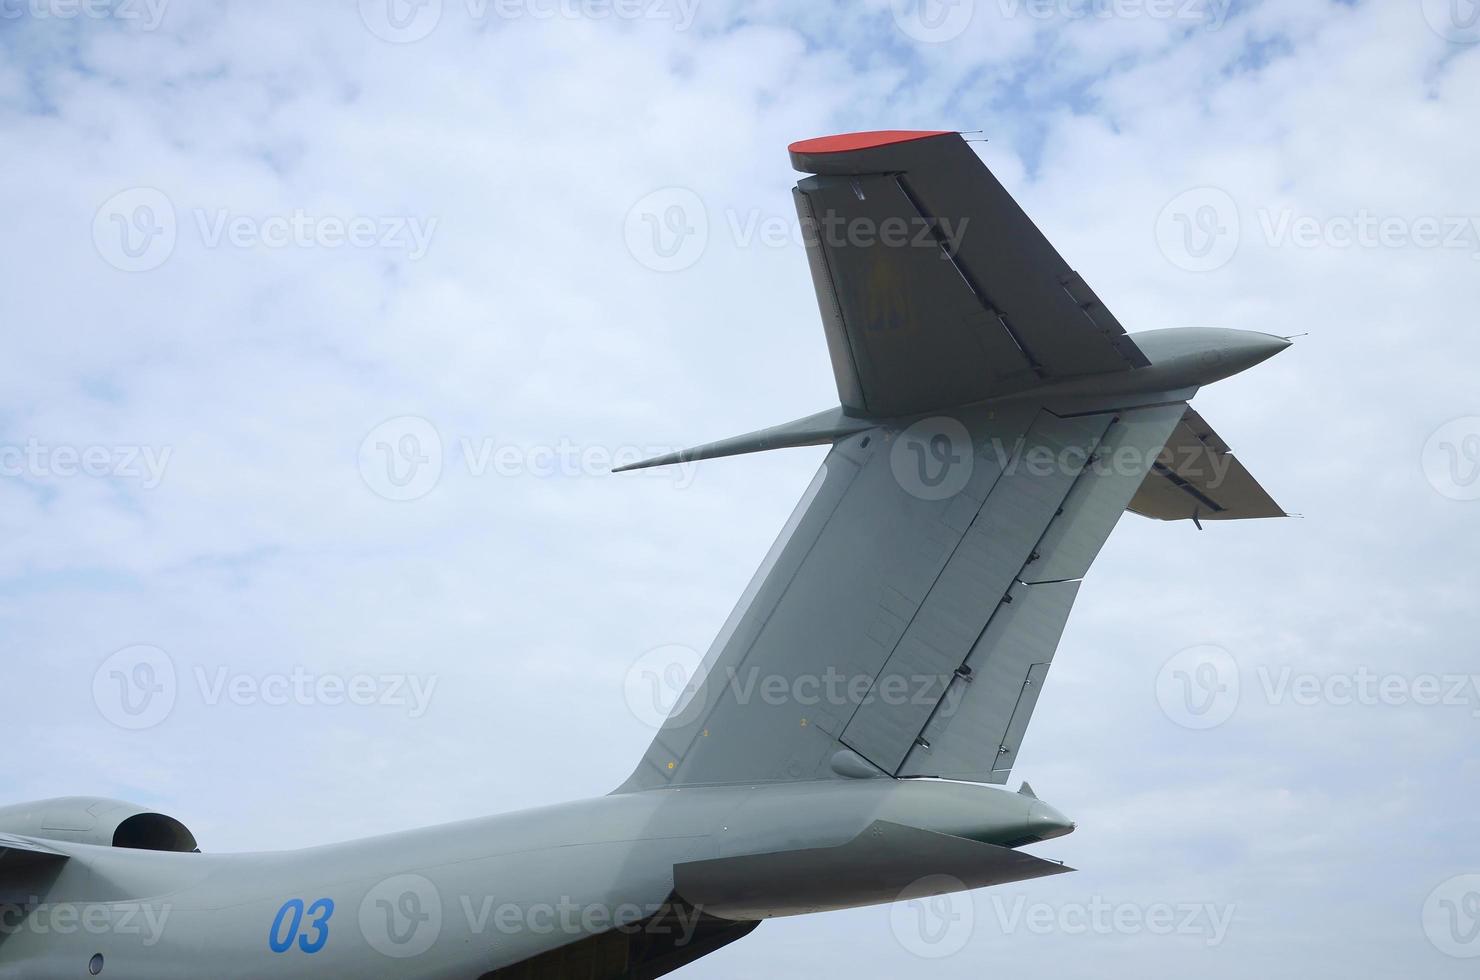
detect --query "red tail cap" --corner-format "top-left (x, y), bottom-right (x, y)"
top-left (787, 130), bottom-right (955, 155)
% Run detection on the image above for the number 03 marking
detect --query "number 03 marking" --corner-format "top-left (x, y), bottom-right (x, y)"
top-left (269, 897), bottom-right (335, 954)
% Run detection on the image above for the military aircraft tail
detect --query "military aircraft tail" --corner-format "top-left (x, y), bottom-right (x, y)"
top-left (615, 131), bottom-right (1288, 794)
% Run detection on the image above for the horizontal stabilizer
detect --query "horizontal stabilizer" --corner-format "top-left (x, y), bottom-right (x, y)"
top-left (1128, 407), bottom-right (1286, 521)
top-left (673, 820), bottom-right (1070, 921)
top-left (613, 408), bottom-right (875, 472)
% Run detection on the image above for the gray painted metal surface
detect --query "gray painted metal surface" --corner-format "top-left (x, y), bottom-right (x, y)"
top-left (1128, 407), bottom-right (1288, 521)
top-left (0, 130), bottom-right (1290, 979)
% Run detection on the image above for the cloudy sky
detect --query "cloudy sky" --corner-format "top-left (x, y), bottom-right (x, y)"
top-left (2, 0), bottom-right (1479, 976)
